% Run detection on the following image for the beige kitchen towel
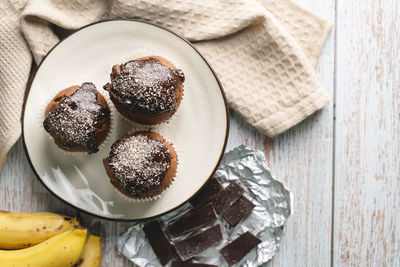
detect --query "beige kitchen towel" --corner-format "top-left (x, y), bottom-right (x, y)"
top-left (0, 0), bottom-right (332, 170)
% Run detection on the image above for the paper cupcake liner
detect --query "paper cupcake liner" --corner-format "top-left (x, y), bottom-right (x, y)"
top-left (164, 86), bottom-right (185, 124)
top-left (114, 109), bottom-right (156, 131)
top-left (101, 94), bottom-right (115, 147)
top-left (112, 185), bottom-right (167, 203)
top-left (110, 134), bottom-right (179, 203)
top-left (40, 87), bottom-right (114, 158)
top-left (112, 104), bottom-right (183, 130)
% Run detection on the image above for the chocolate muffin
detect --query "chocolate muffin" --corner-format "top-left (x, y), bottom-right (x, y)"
top-left (103, 132), bottom-right (177, 199)
top-left (43, 82), bottom-right (111, 154)
top-left (103, 56), bottom-right (185, 125)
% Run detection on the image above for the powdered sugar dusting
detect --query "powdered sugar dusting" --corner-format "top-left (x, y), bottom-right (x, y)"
top-left (108, 134), bottom-right (171, 195)
top-left (110, 58), bottom-right (184, 113)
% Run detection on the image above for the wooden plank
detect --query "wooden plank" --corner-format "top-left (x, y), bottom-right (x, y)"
top-left (0, 139), bottom-right (77, 216)
top-left (0, 2), bottom-right (336, 267)
top-left (334, 0), bottom-right (400, 266)
top-left (78, 213), bottom-right (132, 267)
top-left (228, 1), bottom-right (335, 266)
top-left (0, 141), bottom-right (137, 267)
top-left (227, 110), bottom-right (266, 151)
top-left (265, 0), bottom-right (335, 266)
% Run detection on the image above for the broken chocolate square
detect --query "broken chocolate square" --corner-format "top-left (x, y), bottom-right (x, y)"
top-left (171, 261), bottom-right (217, 267)
top-left (143, 221), bottom-right (176, 266)
top-left (174, 224), bottom-right (223, 261)
top-left (219, 232), bottom-right (261, 266)
top-left (190, 177), bottom-right (223, 208)
top-left (166, 202), bottom-right (217, 238)
top-left (223, 196), bottom-right (255, 226)
top-left (212, 181), bottom-right (245, 214)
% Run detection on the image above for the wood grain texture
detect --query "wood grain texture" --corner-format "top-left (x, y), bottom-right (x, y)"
top-left (0, 139), bottom-right (77, 216)
top-left (0, 140), bottom-right (138, 267)
top-left (2, 0), bottom-right (399, 266)
top-left (264, 1), bottom-right (335, 266)
top-left (0, 1), bottom-right (336, 266)
top-left (334, 0), bottom-right (400, 266)
top-left (78, 213), bottom-right (133, 267)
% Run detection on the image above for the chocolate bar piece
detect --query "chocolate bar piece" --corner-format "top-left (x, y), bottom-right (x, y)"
top-left (143, 221), bottom-right (176, 266)
top-left (212, 181), bottom-right (245, 214)
top-left (190, 177), bottom-right (223, 208)
top-left (166, 202), bottom-right (217, 238)
top-left (174, 224), bottom-right (223, 261)
top-left (219, 232), bottom-right (261, 266)
top-left (223, 196), bottom-right (255, 226)
top-left (171, 261), bottom-right (217, 267)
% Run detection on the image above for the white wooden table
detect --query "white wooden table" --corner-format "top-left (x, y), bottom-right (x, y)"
top-left (1, 0), bottom-right (399, 266)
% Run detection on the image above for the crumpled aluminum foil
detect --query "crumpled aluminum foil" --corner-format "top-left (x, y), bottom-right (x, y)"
top-left (117, 145), bottom-right (292, 267)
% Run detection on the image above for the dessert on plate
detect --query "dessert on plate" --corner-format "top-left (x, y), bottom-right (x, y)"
top-left (103, 56), bottom-right (185, 125)
top-left (43, 82), bottom-right (110, 154)
top-left (103, 131), bottom-right (177, 199)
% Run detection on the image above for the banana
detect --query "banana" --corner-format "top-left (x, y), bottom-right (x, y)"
top-left (0, 210), bottom-right (80, 249)
top-left (75, 234), bottom-right (102, 267)
top-left (0, 228), bottom-right (87, 267)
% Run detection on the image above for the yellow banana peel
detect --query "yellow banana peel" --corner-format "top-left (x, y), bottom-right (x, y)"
top-left (0, 228), bottom-right (87, 267)
top-left (0, 210), bottom-right (80, 249)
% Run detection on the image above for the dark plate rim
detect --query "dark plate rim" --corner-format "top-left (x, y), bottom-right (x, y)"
top-left (21, 18), bottom-right (230, 222)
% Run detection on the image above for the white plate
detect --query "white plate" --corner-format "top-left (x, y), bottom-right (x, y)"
top-left (22, 20), bottom-right (229, 220)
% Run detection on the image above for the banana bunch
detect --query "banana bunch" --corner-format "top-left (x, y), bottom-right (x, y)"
top-left (0, 210), bottom-right (102, 266)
